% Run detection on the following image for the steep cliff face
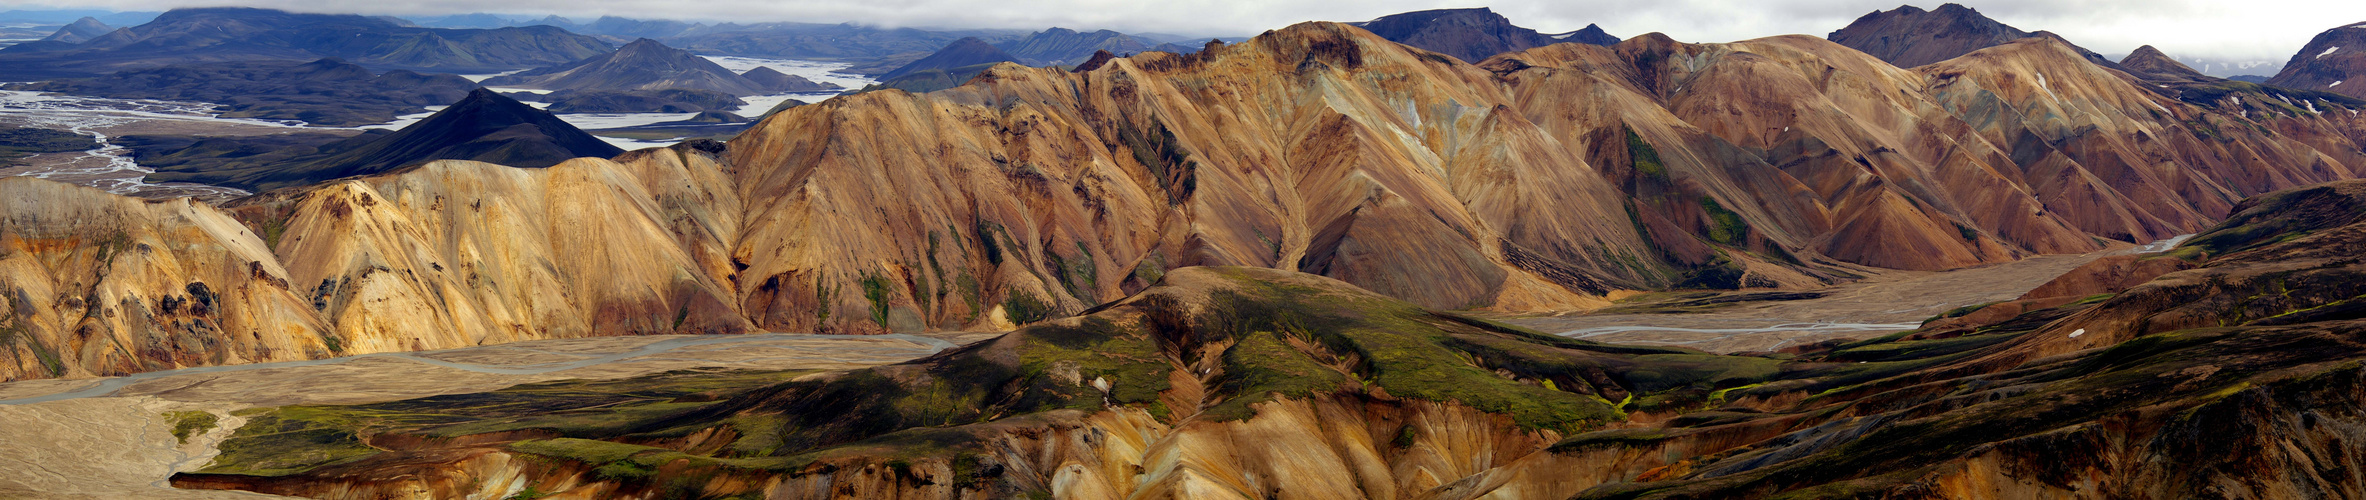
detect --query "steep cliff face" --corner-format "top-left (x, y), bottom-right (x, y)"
top-left (0, 178), bottom-right (329, 382)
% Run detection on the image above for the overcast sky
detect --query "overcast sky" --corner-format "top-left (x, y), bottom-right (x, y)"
top-left (7, 0), bottom-right (2360, 73)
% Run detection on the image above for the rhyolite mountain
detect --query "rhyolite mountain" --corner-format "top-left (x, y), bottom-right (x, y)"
top-left (166, 179), bottom-right (2366, 497)
top-left (483, 38), bottom-right (772, 96)
top-left (1828, 3), bottom-right (2119, 69)
top-left (0, 7), bottom-right (611, 80)
top-left (739, 66), bottom-right (841, 93)
top-left (2267, 21), bottom-right (2366, 100)
top-left (140, 89), bottom-right (623, 191)
top-left (1351, 7), bottom-right (1615, 63)
top-left (996, 27), bottom-right (1157, 66)
top-left (35, 16), bottom-right (111, 44)
top-left (3, 58), bottom-right (476, 126)
top-left (6, 21), bottom-right (2366, 385)
top-left (2120, 44), bottom-right (2214, 84)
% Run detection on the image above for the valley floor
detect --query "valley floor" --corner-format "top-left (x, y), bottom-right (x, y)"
top-left (0, 331), bottom-right (995, 499)
top-left (1499, 242), bottom-right (2157, 353)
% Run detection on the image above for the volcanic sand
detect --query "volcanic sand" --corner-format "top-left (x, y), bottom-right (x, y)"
top-left (1499, 247), bottom-right (2140, 353)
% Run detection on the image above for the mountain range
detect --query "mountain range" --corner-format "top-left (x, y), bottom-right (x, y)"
top-left (485, 38), bottom-right (775, 96)
top-left (2268, 21), bottom-right (2366, 100)
top-left (3, 58), bottom-right (477, 127)
top-left (0, 7), bottom-right (612, 79)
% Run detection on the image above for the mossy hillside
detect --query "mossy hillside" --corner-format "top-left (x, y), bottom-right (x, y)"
top-left (1577, 322), bottom-right (2366, 499)
top-left (166, 410), bottom-right (220, 444)
top-left (198, 368), bottom-right (812, 477)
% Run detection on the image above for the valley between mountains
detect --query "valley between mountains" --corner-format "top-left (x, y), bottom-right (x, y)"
top-left (4, 4), bottom-right (2366, 499)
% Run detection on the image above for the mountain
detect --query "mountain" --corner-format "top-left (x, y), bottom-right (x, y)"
top-left (484, 38), bottom-right (770, 96)
top-left (540, 88), bottom-right (745, 113)
top-left (3, 21), bottom-right (2363, 384)
top-left (2267, 21), bottom-right (2366, 100)
top-left (2120, 44), bottom-right (2213, 84)
top-left (1828, 3), bottom-right (2120, 69)
top-left (165, 179), bottom-right (2366, 497)
top-left (739, 66), bottom-right (841, 93)
top-left (996, 27), bottom-right (1156, 66)
top-left (1546, 23), bottom-right (1620, 45)
top-left (35, 16), bottom-right (111, 44)
top-left (663, 22), bottom-right (1026, 63)
top-left (0, 7), bottom-right (611, 80)
top-left (3, 58), bottom-right (476, 126)
top-left (1350, 7), bottom-right (1609, 63)
top-left (876, 37), bottom-right (1022, 80)
top-left (142, 89), bottom-right (624, 191)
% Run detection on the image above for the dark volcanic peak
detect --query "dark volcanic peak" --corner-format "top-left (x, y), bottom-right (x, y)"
top-left (484, 38), bottom-right (770, 96)
top-left (2267, 21), bottom-right (2366, 99)
top-left (1352, 7), bottom-right (1574, 63)
top-left (1544, 23), bottom-right (1619, 46)
top-left (1829, 4), bottom-right (2122, 70)
top-left (146, 88), bottom-right (624, 191)
top-left (37, 16), bottom-right (113, 44)
top-left (0, 7), bottom-right (611, 80)
top-left (1829, 3), bottom-right (2030, 68)
top-left (879, 37), bottom-right (1022, 80)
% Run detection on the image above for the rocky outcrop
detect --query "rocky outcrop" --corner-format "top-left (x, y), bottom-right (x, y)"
top-left (2267, 21), bottom-right (2366, 100)
top-left (0, 178), bottom-right (331, 380)
top-left (484, 38), bottom-right (774, 96)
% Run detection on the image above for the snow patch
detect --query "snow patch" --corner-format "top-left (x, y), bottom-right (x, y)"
top-left (2335, 80), bottom-right (2346, 87)
top-left (2322, 46), bottom-right (2343, 58)
top-left (1551, 32), bottom-right (1573, 40)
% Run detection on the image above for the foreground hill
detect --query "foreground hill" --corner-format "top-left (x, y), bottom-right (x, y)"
top-left (2, 21), bottom-right (2364, 384)
top-left (166, 179), bottom-right (2366, 496)
top-left (483, 38), bottom-right (772, 96)
top-left (142, 89), bottom-right (624, 191)
top-left (2267, 21), bottom-right (2366, 100)
top-left (4, 58), bottom-right (476, 126)
top-left (0, 7), bottom-right (611, 79)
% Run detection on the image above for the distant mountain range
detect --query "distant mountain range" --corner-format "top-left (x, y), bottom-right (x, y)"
top-left (486, 38), bottom-right (776, 96)
top-left (139, 89), bottom-right (623, 191)
top-left (4, 58), bottom-right (477, 126)
top-left (0, 8), bottom-right (612, 79)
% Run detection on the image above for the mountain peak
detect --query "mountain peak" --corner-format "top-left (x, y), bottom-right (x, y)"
top-left (38, 16), bottom-right (116, 44)
top-left (2119, 44), bottom-right (2213, 83)
top-left (1354, 7), bottom-right (1576, 62)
